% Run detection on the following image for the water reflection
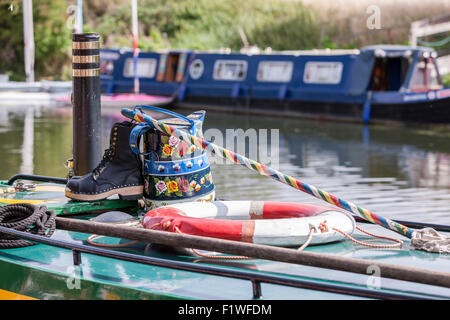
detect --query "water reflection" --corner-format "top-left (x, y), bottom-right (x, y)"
top-left (0, 105), bottom-right (449, 224)
top-left (202, 111), bottom-right (450, 224)
top-left (19, 107), bottom-right (34, 174)
top-left (403, 149), bottom-right (450, 188)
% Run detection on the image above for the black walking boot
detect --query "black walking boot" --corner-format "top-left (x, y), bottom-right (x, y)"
top-left (65, 121), bottom-right (144, 201)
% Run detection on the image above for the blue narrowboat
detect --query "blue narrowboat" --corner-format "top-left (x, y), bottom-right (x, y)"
top-left (99, 45), bottom-right (450, 124)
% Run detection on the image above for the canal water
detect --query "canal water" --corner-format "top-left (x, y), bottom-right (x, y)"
top-left (1, 103), bottom-right (450, 225)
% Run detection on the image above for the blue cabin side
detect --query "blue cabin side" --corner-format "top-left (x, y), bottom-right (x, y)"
top-left (99, 45), bottom-right (446, 104)
top-left (100, 49), bottom-right (192, 96)
top-left (183, 52), bottom-right (363, 103)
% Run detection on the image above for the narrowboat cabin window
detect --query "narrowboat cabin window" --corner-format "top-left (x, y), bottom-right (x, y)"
top-left (369, 57), bottom-right (411, 91)
top-left (213, 60), bottom-right (248, 81)
top-left (189, 59), bottom-right (205, 80)
top-left (427, 60), bottom-right (442, 89)
top-left (303, 61), bottom-right (343, 84)
top-left (410, 58), bottom-right (442, 92)
top-left (123, 58), bottom-right (157, 78)
top-left (100, 51), bottom-right (119, 76)
top-left (100, 60), bottom-right (114, 75)
top-left (257, 61), bottom-right (294, 82)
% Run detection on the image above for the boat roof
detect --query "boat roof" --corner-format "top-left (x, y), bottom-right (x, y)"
top-left (361, 44), bottom-right (437, 58)
top-left (103, 44), bottom-right (436, 57)
top-left (361, 44), bottom-right (436, 52)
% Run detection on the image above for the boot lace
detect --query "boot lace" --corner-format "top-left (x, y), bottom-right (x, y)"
top-left (93, 147), bottom-right (114, 178)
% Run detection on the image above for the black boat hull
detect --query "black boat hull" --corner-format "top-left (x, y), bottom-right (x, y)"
top-left (177, 96), bottom-right (450, 124)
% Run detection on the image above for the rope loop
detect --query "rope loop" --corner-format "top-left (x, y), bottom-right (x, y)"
top-left (173, 225), bottom-right (252, 260)
top-left (0, 203), bottom-right (56, 248)
top-left (297, 225), bottom-right (316, 251)
top-left (332, 225), bottom-right (403, 249)
top-left (86, 219), bottom-right (141, 248)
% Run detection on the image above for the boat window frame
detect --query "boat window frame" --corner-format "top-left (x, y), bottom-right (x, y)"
top-left (212, 59), bottom-right (248, 81)
top-left (189, 59), bottom-right (205, 80)
top-left (123, 57), bottom-right (158, 79)
top-left (256, 61), bottom-right (294, 83)
top-left (410, 57), bottom-right (443, 92)
top-left (303, 61), bottom-right (344, 85)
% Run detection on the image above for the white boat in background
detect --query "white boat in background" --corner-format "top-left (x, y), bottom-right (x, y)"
top-left (0, 0), bottom-right (72, 106)
top-left (0, 91), bottom-right (70, 106)
top-left (0, 78), bottom-right (171, 108)
top-left (0, 78), bottom-right (72, 106)
top-left (0, 0), bottom-right (171, 109)
top-left (0, 80), bottom-right (72, 93)
top-left (0, 80), bottom-right (41, 93)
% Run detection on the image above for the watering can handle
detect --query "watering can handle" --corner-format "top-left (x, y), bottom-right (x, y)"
top-left (133, 105), bottom-right (195, 129)
top-left (127, 106), bottom-right (197, 154)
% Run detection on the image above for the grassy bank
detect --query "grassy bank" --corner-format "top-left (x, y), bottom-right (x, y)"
top-left (0, 0), bottom-right (448, 81)
top-left (86, 0), bottom-right (322, 51)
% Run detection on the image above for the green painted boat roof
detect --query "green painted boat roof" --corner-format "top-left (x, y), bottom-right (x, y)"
top-left (0, 181), bottom-right (449, 300)
top-left (0, 181), bottom-right (139, 214)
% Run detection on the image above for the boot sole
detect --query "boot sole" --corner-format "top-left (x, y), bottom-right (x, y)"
top-left (65, 186), bottom-right (143, 202)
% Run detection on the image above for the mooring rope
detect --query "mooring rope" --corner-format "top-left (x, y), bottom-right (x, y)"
top-left (332, 226), bottom-right (403, 249)
top-left (0, 203), bottom-right (56, 248)
top-left (121, 108), bottom-right (414, 239)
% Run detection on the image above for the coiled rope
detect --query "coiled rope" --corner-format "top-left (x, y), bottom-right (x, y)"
top-left (0, 203), bottom-right (56, 248)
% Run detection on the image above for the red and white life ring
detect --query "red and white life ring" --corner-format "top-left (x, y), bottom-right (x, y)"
top-left (142, 201), bottom-right (355, 246)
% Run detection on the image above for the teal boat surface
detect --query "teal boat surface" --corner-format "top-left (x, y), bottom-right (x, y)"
top-left (0, 181), bottom-right (449, 300)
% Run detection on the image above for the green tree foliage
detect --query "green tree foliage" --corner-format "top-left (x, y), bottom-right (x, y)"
top-left (0, 0), bottom-right (71, 80)
top-left (92, 0), bottom-right (322, 51)
top-left (1, 0), bottom-right (446, 81)
top-left (442, 74), bottom-right (450, 87)
top-left (229, 1), bottom-right (321, 50)
top-left (0, 1), bottom-right (26, 80)
top-left (133, 0), bottom-right (321, 50)
top-left (0, 0), bottom-right (324, 79)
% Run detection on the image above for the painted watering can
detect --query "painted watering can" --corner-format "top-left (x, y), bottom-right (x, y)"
top-left (129, 106), bottom-right (215, 209)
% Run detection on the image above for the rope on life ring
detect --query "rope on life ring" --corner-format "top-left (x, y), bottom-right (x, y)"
top-left (0, 203), bottom-right (56, 248)
top-left (86, 220), bottom-right (142, 248)
top-left (148, 219), bottom-right (320, 260)
top-left (144, 202), bottom-right (403, 258)
top-left (146, 221), bottom-right (251, 260)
